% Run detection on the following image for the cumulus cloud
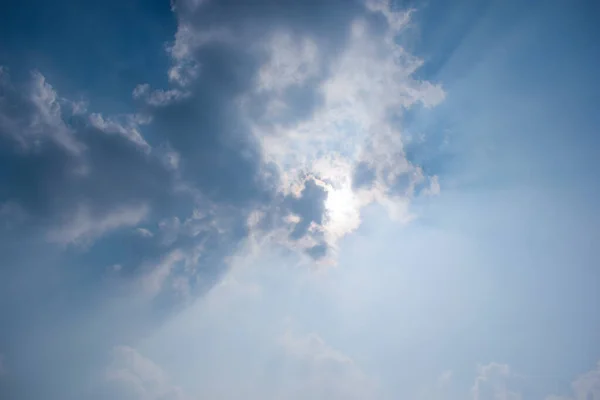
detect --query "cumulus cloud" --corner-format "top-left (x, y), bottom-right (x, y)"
top-left (104, 346), bottom-right (191, 400)
top-left (546, 362), bottom-right (600, 400)
top-left (236, 6), bottom-right (444, 257)
top-left (91, 0), bottom-right (446, 269)
top-left (271, 329), bottom-right (380, 400)
top-left (102, 329), bottom-right (378, 400)
top-left (572, 363), bottom-right (600, 400)
top-left (472, 363), bottom-right (523, 400)
top-left (465, 361), bottom-right (600, 400)
top-left (0, 70), bottom-right (175, 248)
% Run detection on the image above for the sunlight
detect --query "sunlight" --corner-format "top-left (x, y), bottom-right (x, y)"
top-left (324, 184), bottom-right (361, 241)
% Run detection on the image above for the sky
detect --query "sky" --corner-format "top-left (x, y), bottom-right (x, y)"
top-left (0, 0), bottom-right (599, 399)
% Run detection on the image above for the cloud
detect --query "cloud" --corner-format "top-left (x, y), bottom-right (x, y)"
top-left (0, 69), bottom-right (83, 155)
top-left (135, 227), bottom-right (154, 238)
top-left (104, 346), bottom-right (191, 400)
top-left (148, 1), bottom-right (443, 262)
top-left (572, 363), bottom-right (600, 400)
top-left (0, 1), bottom-right (452, 398)
top-left (103, 330), bottom-right (379, 400)
top-left (472, 363), bottom-right (523, 400)
top-left (0, 63), bottom-right (249, 305)
top-left (47, 204), bottom-right (149, 246)
top-left (466, 361), bottom-right (600, 400)
top-left (130, 0), bottom-right (422, 262)
top-left (271, 329), bottom-right (380, 400)
top-left (88, 112), bottom-right (151, 152)
top-left (546, 362), bottom-right (600, 400)
top-left (0, 63), bottom-right (258, 398)
top-left (0, 70), bottom-right (176, 248)
top-left (238, 6), bottom-right (445, 255)
top-left (257, 32), bottom-right (320, 93)
top-left (59, 0), bottom-right (449, 274)
top-left (132, 83), bottom-right (190, 107)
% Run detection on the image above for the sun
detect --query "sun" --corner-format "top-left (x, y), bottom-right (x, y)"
top-left (324, 184), bottom-right (361, 240)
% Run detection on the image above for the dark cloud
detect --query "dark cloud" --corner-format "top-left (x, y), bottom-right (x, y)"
top-left (0, 78), bottom-right (176, 246)
top-left (247, 176), bottom-right (330, 260)
top-left (0, 70), bottom-right (187, 400)
top-left (140, 43), bottom-right (276, 207)
top-left (286, 178), bottom-right (328, 240)
top-left (306, 243), bottom-right (328, 260)
top-left (170, 0), bottom-right (385, 128)
top-left (0, 67), bottom-right (251, 399)
top-left (176, 0), bottom-right (366, 53)
top-left (0, 1), bottom-right (399, 398)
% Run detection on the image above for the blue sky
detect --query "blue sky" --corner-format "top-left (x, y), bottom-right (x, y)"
top-left (1, 0), bottom-right (599, 399)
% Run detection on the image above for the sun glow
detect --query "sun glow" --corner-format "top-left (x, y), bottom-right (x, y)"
top-left (324, 184), bottom-right (361, 242)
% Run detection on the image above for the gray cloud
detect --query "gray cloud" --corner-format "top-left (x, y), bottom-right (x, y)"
top-left (286, 177), bottom-right (328, 241)
top-left (0, 71), bottom-right (176, 240)
top-left (0, 65), bottom-right (257, 399)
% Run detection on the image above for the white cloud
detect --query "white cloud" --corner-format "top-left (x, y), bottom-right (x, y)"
top-left (60, 97), bottom-right (88, 115)
top-left (132, 83), bottom-right (190, 106)
top-left (158, 216), bottom-right (182, 246)
top-left (0, 68), bottom-right (84, 154)
top-left (47, 203), bottom-right (149, 245)
top-left (546, 362), bottom-right (600, 400)
top-left (244, 6), bottom-right (445, 257)
top-left (572, 363), bottom-right (600, 400)
top-left (124, 1), bottom-right (446, 265)
top-left (139, 249), bottom-right (186, 298)
top-left (465, 361), bottom-right (600, 400)
top-left (105, 346), bottom-right (191, 400)
top-left (29, 72), bottom-right (85, 155)
top-left (257, 32), bottom-right (320, 92)
top-left (89, 113), bottom-right (151, 152)
top-left (132, 83), bottom-right (151, 98)
top-left (273, 329), bottom-right (380, 400)
top-left (166, 24), bottom-right (233, 86)
top-left (135, 227), bottom-right (154, 238)
top-left (424, 175), bottom-right (442, 196)
top-left (472, 363), bottom-right (522, 400)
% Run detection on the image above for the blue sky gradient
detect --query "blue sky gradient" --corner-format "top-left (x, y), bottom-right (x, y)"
top-left (1, 1), bottom-right (599, 399)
